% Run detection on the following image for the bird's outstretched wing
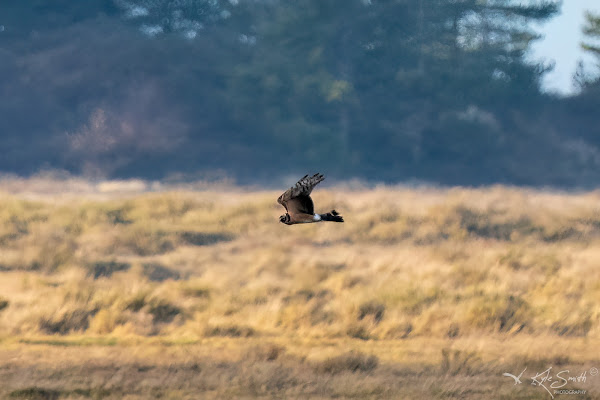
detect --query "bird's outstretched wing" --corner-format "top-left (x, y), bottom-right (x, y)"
top-left (277, 173), bottom-right (324, 215)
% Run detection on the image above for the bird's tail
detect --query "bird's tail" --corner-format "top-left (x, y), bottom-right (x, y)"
top-left (320, 210), bottom-right (344, 222)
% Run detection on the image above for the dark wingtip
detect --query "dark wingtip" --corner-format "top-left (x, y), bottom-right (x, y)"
top-left (296, 174), bottom-right (309, 185)
top-left (331, 210), bottom-right (343, 222)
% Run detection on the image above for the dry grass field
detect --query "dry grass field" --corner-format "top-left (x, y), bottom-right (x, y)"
top-left (0, 176), bottom-right (599, 399)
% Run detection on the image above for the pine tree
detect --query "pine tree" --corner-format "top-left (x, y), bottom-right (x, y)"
top-left (582, 11), bottom-right (600, 59)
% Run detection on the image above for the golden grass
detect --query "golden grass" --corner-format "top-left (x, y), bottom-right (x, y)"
top-left (0, 178), bottom-right (599, 398)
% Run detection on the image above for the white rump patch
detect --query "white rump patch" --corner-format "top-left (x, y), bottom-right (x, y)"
top-left (313, 214), bottom-right (322, 221)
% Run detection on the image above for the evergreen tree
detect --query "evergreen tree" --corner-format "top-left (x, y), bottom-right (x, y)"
top-left (5, 0), bottom-right (597, 186)
top-left (582, 11), bottom-right (600, 59)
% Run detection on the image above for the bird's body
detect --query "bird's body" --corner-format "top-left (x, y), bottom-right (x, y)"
top-left (278, 173), bottom-right (344, 225)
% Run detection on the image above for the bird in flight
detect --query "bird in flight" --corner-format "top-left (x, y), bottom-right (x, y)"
top-left (278, 173), bottom-right (344, 225)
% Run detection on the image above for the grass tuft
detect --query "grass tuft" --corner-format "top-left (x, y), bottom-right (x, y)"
top-left (86, 260), bottom-right (130, 279)
top-left (204, 324), bottom-right (255, 337)
top-left (38, 309), bottom-right (96, 335)
top-left (358, 300), bottom-right (385, 324)
top-left (142, 262), bottom-right (180, 282)
top-left (9, 387), bottom-right (60, 400)
top-left (315, 351), bottom-right (379, 374)
top-left (148, 300), bottom-right (182, 323)
top-left (0, 297), bottom-right (9, 311)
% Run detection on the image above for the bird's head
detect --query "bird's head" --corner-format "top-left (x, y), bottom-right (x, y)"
top-left (279, 213), bottom-right (291, 225)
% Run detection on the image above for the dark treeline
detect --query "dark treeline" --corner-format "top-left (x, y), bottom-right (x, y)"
top-left (1, 0), bottom-right (600, 186)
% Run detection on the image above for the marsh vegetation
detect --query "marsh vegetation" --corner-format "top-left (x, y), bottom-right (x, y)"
top-left (0, 178), bottom-right (599, 398)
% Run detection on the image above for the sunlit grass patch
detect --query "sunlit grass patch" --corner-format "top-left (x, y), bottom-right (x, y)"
top-left (463, 294), bottom-right (531, 333)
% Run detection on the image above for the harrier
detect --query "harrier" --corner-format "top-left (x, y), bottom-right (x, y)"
top-left (278, 173), bottom-right (344, 225)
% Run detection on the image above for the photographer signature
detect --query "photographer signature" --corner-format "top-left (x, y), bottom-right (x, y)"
top-left (503, 366), bottom-right (597, 399)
